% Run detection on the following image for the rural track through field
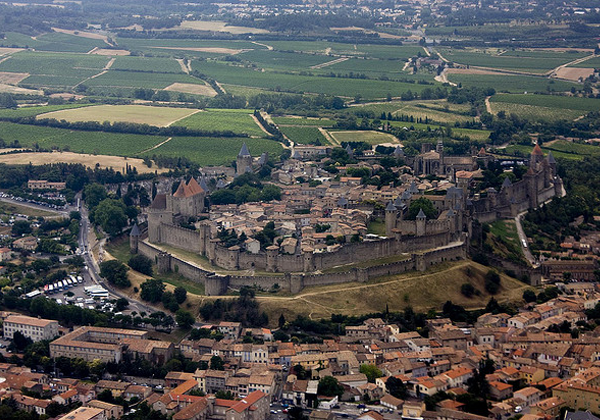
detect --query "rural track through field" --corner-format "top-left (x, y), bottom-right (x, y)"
top-left (318, 127), bottom-right (337, 145)
top-left (176, 58), bottom-right (189, 74)
top-left (165, 109), bottom-right (203, 127)
top-left (72, 57), bottom-right (115, 89)
top-left (250, 41), bottom-right (273, 51)
top-left (310, 57), bottom-right (349, 69)
top-left (434, 68), bottom-right (457, 86)
top-left (485, 96), bottom-right (492, 113)
top-left (139, 137), bottom-right (173, 154)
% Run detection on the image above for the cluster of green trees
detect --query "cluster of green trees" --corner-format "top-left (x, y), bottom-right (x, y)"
top-left (210, 173), bottom-right (281, 205)
top-left (198, 287), bottom-right (269, 327)
top-left (100, 260), bottom-right (131, 288)
top-left (85, 183), bottom-right (138, 237)
top-left (139, 278), bottom-right (189, 314)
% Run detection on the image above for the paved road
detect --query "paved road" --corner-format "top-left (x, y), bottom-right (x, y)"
top-left (78, 200), bottom-right (156, 316)
top-left (515, 212), bottom-right (537, 267)
top-left (0, 196), bottom-right (72, 216)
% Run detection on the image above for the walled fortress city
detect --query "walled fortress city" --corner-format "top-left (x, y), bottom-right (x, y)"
top-left (130, 142), bottom-right (562, 296)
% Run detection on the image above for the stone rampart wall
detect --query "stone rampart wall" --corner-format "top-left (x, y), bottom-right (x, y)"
top-left (138, 240), bottom-right (467, 296)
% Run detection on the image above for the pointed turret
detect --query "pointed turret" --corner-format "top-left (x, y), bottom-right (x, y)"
top-left (386, 201), bottom-right (397, 212)
top-left (130, 224), bottom-right (140, 237)
top-left (416, 208), bottom-right (426, 219)
top-left (408, 180), bottom-right (419, 194)
top-left (501, 176), bottom-right (513, 189)
top-left (199, 176), bottom-right (209, 192)
top-left (394, 145), bottom-right (404, 157)
top-left (547, 151), bottom-right (556, 165)
top-left (239, 142), bottom-right (251, 157)
top-left (337, 196), bottom-right (349, 207)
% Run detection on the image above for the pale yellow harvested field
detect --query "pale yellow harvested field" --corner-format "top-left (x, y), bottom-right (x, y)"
top-left (0, 71), bottom-right (29, 85)
top-left (164, 82), bottom-right (218, 97)
top-left (555, 67), bottom-right (594, 81)
top-left (0, 48), bottom-right (24, 55)
top-left (51, 27), bottom-right (108, 41)
top-left (36, 104), bottom-right (200, 127)
top-left (0, 151), bottom-right (167, 174)
top-left (446, 68), bottom-right (512, 76)
top-left (148, 46), bottom-right (245, 54)
top-left (0, 84), bottom-right (42, 95)
top-left (176, 20), bottom-right (270, 34)
top-left (92, 49), bottom-right (130, 56)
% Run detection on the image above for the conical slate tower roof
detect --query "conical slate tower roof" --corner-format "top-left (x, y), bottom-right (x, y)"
top-left (501, 176), bottom-right (512, 189)
top-left (548, 151), bottom-right (556, 164)
top-left (386, 201), bottom-right (396, 211)
top-left (130, 224), bottom-right (140, 237)
top-left (408, 181), bottom-right (419, 194)
top-left (416, 208), bottom-right (426, 219)
top-left (238, 143), bottom-right (251, 157)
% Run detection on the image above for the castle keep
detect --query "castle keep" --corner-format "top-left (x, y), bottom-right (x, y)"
top-left (137, 144), bottom-right (560, 296)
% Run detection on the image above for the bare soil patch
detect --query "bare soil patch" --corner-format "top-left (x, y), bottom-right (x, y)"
top-left (0, 151), bottom-right (167, 174)
top-left (554, 67), bottom-right (595, 81)
top-left (148, 46), bottom-right (245, 55)
top-left (0, 71), bottom-right (28, 85)
top-left (0, 84), bottom-right (42, 95)
top-left (51, 27), bottom-right (108, 42)
top-left (0, 47), bottom-right (24, 55)
top-left (92, 49), bottom-right (130, 56)
top-left (446, 67), bottom-right (514, 76)
top-left (164, 82), bottom-right (218, 97)
top-left (176, 20), bottom-right (270, 34)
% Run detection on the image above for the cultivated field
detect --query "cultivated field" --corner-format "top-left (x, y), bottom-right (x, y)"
top-left (489, 94), bottom-right (599, 121)
top-left (554, 67), bottom-right (594, 81)
top-left (143, 136), bottom-right (283, 166)
top-left (0, 151), bottom-right (166, 174)
top-left (0, 51), bottom-right (109, 88)
top-left (280, 126), bottom-right (328, 145)
top-left (111, 56), bottom-right (183, 73)
top-left (36, 105), bottom-right (201, 127)
top-left (173, 109), bottom-right (265, 137)
top-left (164, 82), bottom-right (218, 97)
top-left (0, 122), bottom-right (167, 156)
top-left (0, 71), bottom-right (28, 85)
top-left (273, 116), bottom-right (336, 127)
top-left (447, 72), bottom-right (577, 93)
top-left (437, 47), bottom-right (587, 73)
top-left (328, 130), bottom-right (399, 145)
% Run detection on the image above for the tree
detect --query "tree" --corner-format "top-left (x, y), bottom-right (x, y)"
top-left (116, 297), bottom-right (129, 311)
top-left (406, 197), bottom-right (437, 220)
top-left (176, 309), bottom-right (195, 329)
top-left (128, 254), bottom-right (153, 276)
top-left (140, 279), bottom-right (165, 303)
top-left (92, 199), bottom-right (128, 236)
top-left (359, 364), bottom-right (383, 383)
top-left (174, 286), bottom-right (187, 304)
top-left (386, 376), bottom-right (408, 399)
top-left (461, 283), bottom-right (475, 298)
top-left (210, 355), bottom-right (224, 371)
top-left (83, 183), bottom-right (107, 209)
top-left (318, 376), bottom-right (344, 397)
top-left (485, 270), bottom-right (501, 294)
top-left (99, 260), bottom-right (130, 287)
top-left (523, 289), bottom-right (537, 303)
top-left (11, 220), bottom-right (32, 236)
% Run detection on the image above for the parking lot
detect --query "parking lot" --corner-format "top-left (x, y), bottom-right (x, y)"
top-left (41, 267), bottom-right (123, 314)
